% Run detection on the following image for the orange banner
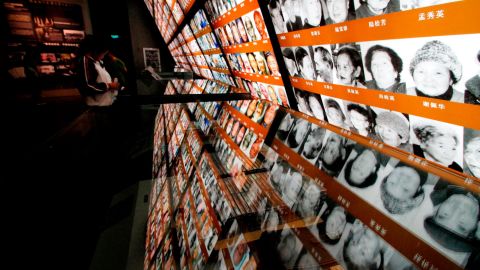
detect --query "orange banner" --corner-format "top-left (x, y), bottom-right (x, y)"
top-left (209, 66), bottom-right (230, 75)
top-left (232, 70), bottom-right (284, 86)
top-left (194, 25), bottom-right (212, 39)
top-left (278, 1), bottom-right (480, 47)
top-left (223, 39), bottom-right (272, 54)
top-left (203, 48), bottom-right (222, 55)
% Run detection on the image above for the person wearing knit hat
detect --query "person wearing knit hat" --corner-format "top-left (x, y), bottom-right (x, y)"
top-left (374, 111), bottom-right (411, 152)
top-left (408, 40), bottom-right (464, 103)
top-left (380, 163), bottom-right (427, 215)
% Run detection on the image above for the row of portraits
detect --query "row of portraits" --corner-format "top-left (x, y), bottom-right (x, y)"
top-left (190, 9), bottom-right (209, 34)
top-left (196, 31), bottom-right (220, 51)
top-left (215, 9), bottom-right (270, 47)
top-left (282, 34), bottom-right (480, 105)
top-left (216, 103), bottom-right (270, 160)
top-left (260, 132), bottom-right (480, 267)
top-left (205, 0), bottom-right (246, 20)
top-left (235, 77), bottom-right (290, 107)
top-left (227, 50), bottom-right (281, 76)
top-left (280, 97), bottom-right (480, 178)
top-left (267, 0), bottom-right (461, 34)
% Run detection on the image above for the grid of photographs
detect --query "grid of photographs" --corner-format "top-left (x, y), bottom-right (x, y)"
top-left (205, 0), bottom-right (293, 107)
top-left (145, 1), bottom-right (479, 268)
top-left (269, 108), bottom-right (480, 269)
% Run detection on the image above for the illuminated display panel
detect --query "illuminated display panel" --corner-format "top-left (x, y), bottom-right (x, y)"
top-left (204, 0), bottom-right (291, 107)
top-left (262, 0), bottom-right (480, 177)
top-left (144, 1), bottom-right (480, 269)
top-left (190, 9), bottom-right (236, 86)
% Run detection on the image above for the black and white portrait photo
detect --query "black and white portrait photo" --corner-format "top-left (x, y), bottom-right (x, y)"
top-left (316, 130), bottom-right (353, 177)
top-left (275, 112), bottom-right (295, 142)
top-left (300, 125), bottom-right (327, 163)
top-left (410, 115), bottom-right (464, 172)
top-left (464, 129), bottom-right (480, 179)
top-left (286, 117), bottom-right (312, 152)
top-left (409, 180), bottom-right (480, 267)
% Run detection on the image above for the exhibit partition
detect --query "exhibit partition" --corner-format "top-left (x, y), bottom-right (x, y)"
top-left (144, 1), bottom-right (480, 269)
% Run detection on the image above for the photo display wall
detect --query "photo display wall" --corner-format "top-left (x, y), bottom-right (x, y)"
top-left (147, 80), bottom-right (479, 270)
top-left (204, 0), bottom-right (291, 107)
top-left (145, 1), bottom-right (480, 270)
top-left (265, 0), bottom-right (480, 181)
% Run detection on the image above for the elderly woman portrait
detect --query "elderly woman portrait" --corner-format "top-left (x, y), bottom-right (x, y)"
top-left (261, 207), bottom-right (282, 232)
top-left (301, 125), bottom-right (326, 162)
top-left (252, 100), bottom-right (267, 123)
top-left (255, 51), bottom-right (270, 75)
top-left (325, 0), bottom-right (356, 25)
top-left (287, 118), bottom-right (311, 150)
top-left (342, 146), bottom-right (381, 188)
top-left (465, 49), bottom-right (480, 105)
top-left (262, 103), bottom-right (278, 127)
top-left (295, 181), bottom-right (324, 218)
top-left (374, 111), bottom-right (411, 152)
top-left (355, 0), bottom-right (400, 19)
top-left (247, 52), bottom-right (259, 74)
top-left (276, 228), bottom-right (304, 268)
top-left (270, 159), bottom-right (291, 192)
top-left (324, 98), bottom-right (349, 129)
top-left (236, 18), bottom-right (250, 43)
top-left (342, 220), bottom-right (387, 270)
top-left (295, 89), bottom-right (314, 116)
top-left (296, 46), bottom-right (316, 81)
top-left (313, 46), bottom-right (334, 83)
top-left (413, 123), bottom-right (462, 172)
top-left (334, 46), bottom-right (366, 87)
top-left (318, 132), bottom-right (349, 177)
top-left (365, 44), bottom-right (406, 93)
top-left (253, 10), bottom-right (269, 39)
top-left (346, 103), bottom-right (376, 137)
top-left (243, 14), bottom-right (259, 41)
top-left (281, 171), bottom-right (304, 208)
top-left (464, 136), bottom-right (480, 178)
top-left (301, 0), bottom-right (324, 29)
top-left (230, 20), bottom-right (242, 45)
top-left (425, 185), bottom-right (480, 253)
top-left (282, 0), bottom-right (303, 32)
top-left (408, 40), bottom-right (464, 102)
top-left (380, 164), bottom-right (427, 215)
top-left (266, 51), bottom-right (281, 76)
top-left (318, 202), bottom-right (351, 245)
